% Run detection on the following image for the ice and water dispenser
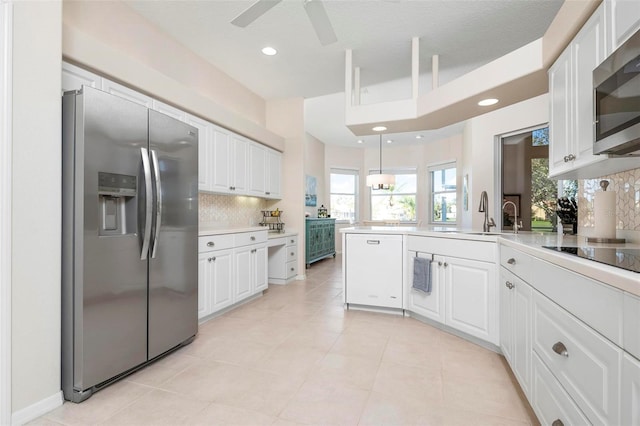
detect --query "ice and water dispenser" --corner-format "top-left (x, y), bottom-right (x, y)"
top-left (98, 172), bottom-right (137, 236)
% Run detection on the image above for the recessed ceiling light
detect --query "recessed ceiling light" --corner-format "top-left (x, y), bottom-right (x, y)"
top-left (357, 139), bottom-right (363, 144)
top-left (261, 46), bottom-right (277, 56)
top-left (372, 126), bottom-right (387, 132)
top-left (478, 98), bottom-right (499, 106)
top-left (415, 135), bottom-right (423, 139)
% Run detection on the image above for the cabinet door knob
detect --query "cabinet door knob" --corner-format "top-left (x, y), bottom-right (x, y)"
top-left (290, 267), bottom-right (295, 271)
top-left (552, 420), bottom-right (564, 426)
top-left (567, 154), bottom-right (575, 161)
top-left (208, 257), bottom-right (216, 262)
top-left (438, 261), bottom-right (443, 266)
top-left (290, 239), bottom-right (294, 243)
top-left (507, 258), bottom-right (516, 265)
top-left (505, 281), bottom-right (514, 289)
top-left (552, 341), bottom-right (569, 357)
top-left (207, 241), bottom-right (215, 247)
top-left (251, 236), bottom-right (256, 241)
top-left (443, 262), bottom-right (448, 267)
top-left (290, 252), bottom-right (295, 256)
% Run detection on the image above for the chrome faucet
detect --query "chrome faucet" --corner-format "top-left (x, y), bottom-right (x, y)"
top-left (502, 200), bottom-right (522, 234)
top-left (478, 191), bottom-right (496, 232)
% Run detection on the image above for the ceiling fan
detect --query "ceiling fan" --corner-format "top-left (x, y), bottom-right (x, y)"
top-left (231, 0), bottom-right (338, 46)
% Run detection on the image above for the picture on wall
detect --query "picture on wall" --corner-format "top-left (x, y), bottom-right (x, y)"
top-left (305, 175), bottom-right (317, 207)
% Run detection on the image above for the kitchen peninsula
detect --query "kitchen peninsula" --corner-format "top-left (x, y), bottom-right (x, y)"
top-left (341, 225), bottom-right (640, 425)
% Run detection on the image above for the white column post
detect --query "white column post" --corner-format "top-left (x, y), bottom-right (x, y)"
top-left (345, 49), bottom-right (353, 109)
top-left (354, 66), bottom-right (361, 106)
top-left (411, 37), bottom-right (419, 99)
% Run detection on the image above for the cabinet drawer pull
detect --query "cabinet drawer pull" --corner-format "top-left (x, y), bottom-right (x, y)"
top-left (290, 267), bottom-right (295, 271)
top-left (552, 420), bottom-right (564, 426)
top-left (366, 240), bottom-right (380, 244)
top-left (507, 258), bottom-right (516, 265)
top-left (290, 252), bottom-right (295, 256)
top-left (505, 281), bottom-right (514, 289)
top-left (265, 191), bottom-right (271, 195)
top-left (250, 236), bottom-right (256, 241)
top-left (552, 341), bottom-right (569, 357)
top-left (290, 239), bottom-right (294, 243)
top-left (207, 241), bottom-right (215, 247)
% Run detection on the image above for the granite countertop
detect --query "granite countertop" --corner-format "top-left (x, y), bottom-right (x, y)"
top-left (340, 226), bottom-right (640, 296)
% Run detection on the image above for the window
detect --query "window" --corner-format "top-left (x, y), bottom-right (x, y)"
top-left (330, 169), bottom-right (358, 222)
top-left (429, 163), bottom-right (457, 223)
top-left (370, 170), bottom-right (417, 222)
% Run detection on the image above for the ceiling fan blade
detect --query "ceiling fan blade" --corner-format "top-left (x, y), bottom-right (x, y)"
top-left (231, 0), bottom-right (282, 28)
top-left (303, 0), bottom-right (337, 46)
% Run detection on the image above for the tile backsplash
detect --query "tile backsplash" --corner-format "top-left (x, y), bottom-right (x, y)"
top-left (578, 167), bottom-right (640, 231)
top-left (199, 193), bottom-right (269, 227)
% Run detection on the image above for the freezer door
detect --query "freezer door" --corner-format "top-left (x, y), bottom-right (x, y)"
top-left (148, 110), bottom-right (198, 359)
top-left (73, 87), bottom-right (149, 390)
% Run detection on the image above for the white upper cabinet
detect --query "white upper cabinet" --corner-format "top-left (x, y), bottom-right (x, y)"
top-left (231, 135), bottom-right (249, 194)
top-left (185, 114), bottom-right (211, 192)
top-left (548, 3), bottom-right (640, 179)
top-left (248, 142), bottom-right (267, 197)
top-left (549, 6), bottom-right (606, 179)
top-left (210, 125), bottom-right (233, 194)
top-left (152, 99), bottom-right (186, 121)
top-left (265, 147), bottom-right (282, 199)
top-left (62, 62), bottom-right (102, 93)
top-left (607, 0), bottom-right (640, 51)
top-left (101, 79), bottom-right (153, 108)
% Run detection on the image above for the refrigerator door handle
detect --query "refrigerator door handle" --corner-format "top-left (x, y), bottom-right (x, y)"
top-left (140, 147), bottom-right (153, 260)
top-left (150, 149), bottom-right (162, 258)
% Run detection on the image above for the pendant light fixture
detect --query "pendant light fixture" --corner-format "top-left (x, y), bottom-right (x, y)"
top-left (366, 133), bottom-right (395, 190)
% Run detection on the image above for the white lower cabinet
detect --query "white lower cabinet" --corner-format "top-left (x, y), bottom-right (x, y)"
top-left (198, 230), bottom-right (267, 320)
top-left (500, 268), bottom-right (532, 397)
top-left (405, 236), bottom-right (498, 345)
top-left (268, 234), bottom-right (298, 285)
top-left (622, 353), bottom-right (640, 426)
top-left (407, 252), bottom-right (445, 323)
top-left (444, 256), bottom-right (496, 343)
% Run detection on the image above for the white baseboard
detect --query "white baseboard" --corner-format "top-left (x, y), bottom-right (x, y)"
top-left (12, 391), bottom-right (63, 426)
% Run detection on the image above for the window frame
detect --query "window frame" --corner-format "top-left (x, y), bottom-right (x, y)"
top-left (368, 168), bottom-right (418, 223)
top-left (329, 168), bottom-right (359, 223)
top-left (428, 161), bottom-right (458, 224)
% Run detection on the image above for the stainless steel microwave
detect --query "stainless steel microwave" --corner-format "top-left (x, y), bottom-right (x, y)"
top-left (593, 29), bottom-right (640, 155)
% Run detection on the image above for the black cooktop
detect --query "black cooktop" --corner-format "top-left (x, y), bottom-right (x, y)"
top-left (542, 246), bottom-right (640, 273)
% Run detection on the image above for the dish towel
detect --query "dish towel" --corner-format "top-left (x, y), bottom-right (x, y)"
top-left (412, 257), bottom-right (432, 293)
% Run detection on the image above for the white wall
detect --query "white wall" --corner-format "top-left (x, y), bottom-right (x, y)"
top-left (304, 133), bottom-right (326, 217)
top-left (11, 0), bottom-right (62, 415)
top-left (461, 94), bottom-right (549, 230)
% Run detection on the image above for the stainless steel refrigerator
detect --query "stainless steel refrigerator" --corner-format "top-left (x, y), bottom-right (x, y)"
top-left (61, 86), bottom-right (198, 403)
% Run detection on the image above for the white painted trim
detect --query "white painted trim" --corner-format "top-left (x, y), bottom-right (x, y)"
top-left (0, 2), bottom-right (12, 425)
top-left (11, 391), bottom-right (63, 426)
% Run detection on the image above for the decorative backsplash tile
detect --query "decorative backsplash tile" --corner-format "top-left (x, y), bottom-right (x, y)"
top-left (578, 168), bottom-right (640, 231)
top-left (199, 193), bottom-right (268, 227)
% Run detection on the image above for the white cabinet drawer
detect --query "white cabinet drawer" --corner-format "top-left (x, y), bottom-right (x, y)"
top-left (532, 291), bottom-right (622, 425)
top-left (234, 230), bottom-right (267, 247)
top-left (286, 260), bottom-right (297, 278)
top-left (531, 256), bottom-right (623, 346)
top-left (500, 245), bottom-right (532, 283)
top-left (198, 234), bottom-right (234, 252)
top-left (286, 234), bottom-right (298, 247)
top-left (286, 244), bottom-right (298, 261)
top-left (531, 352), bottom-right (591, 426)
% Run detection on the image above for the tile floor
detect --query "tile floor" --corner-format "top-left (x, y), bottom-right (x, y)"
top-left (31, 255), bottom-right (539, 426)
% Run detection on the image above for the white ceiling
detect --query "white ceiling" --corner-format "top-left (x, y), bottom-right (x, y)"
top-left (125, 0), bottom-right (563, 147)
